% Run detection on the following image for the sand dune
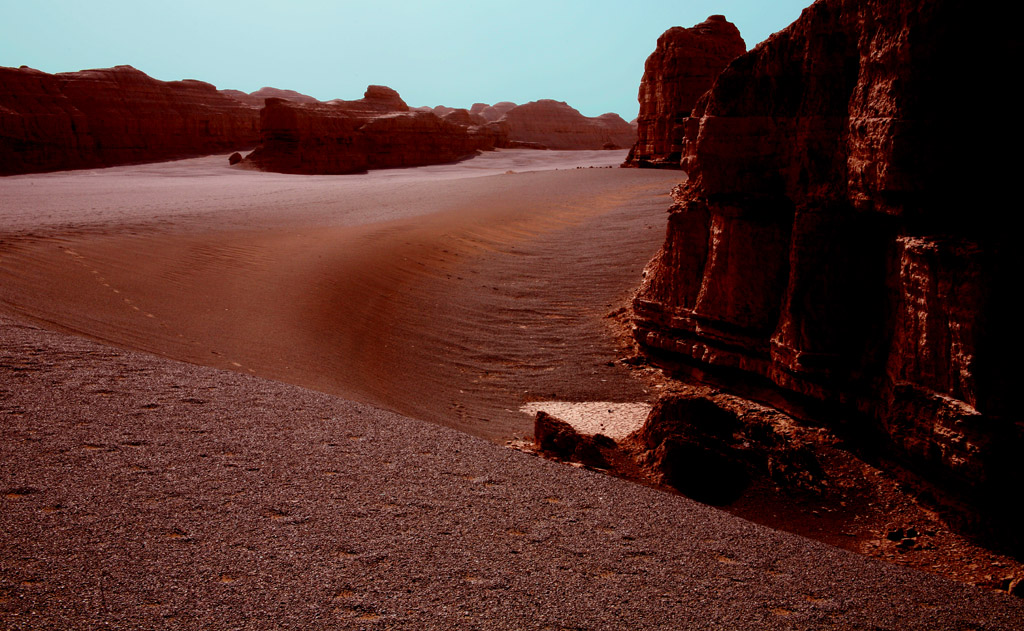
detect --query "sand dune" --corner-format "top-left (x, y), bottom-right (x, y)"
top-left (0, 150), bottom-right (680, 441)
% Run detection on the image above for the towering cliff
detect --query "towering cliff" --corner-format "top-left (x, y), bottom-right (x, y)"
top-left (242, 87), bottom-right (506, 174)
top-left (0, 65), bottom-right (260, 175)
top-left (624, 15), bottom-right (745, 168)
top-left (632, 0), bottom-right (1021, 534)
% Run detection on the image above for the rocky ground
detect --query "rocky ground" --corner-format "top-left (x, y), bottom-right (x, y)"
top-left (3, 316), bottom-right (1024, 630)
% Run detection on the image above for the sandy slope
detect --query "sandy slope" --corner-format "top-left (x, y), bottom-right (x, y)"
top-left (0, 150), bottom-right (677, 441)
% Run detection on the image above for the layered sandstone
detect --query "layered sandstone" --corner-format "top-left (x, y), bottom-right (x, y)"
top-left (500, 100), bottom-right (636, 150)
top-left (0, 65), bottom-right (260, 175)
top-left (632, 0), bottom-right (1020, 535)
top-left (242, 87), bottom-right (505, 174)
top-left (624, 15), bottom-right (744, 168)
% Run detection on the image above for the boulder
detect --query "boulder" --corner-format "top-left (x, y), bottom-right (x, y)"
top-left (637, 391), bottom-right (822, 505)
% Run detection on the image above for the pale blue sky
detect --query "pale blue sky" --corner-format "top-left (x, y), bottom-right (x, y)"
top-left (1, 1), bottom-right (811, 119)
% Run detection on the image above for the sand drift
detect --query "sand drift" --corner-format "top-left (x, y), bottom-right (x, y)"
top-left (0, 150), bottom-right (680, 441)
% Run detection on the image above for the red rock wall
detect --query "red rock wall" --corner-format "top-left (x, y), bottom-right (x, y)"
top-left (632, 0), bottom-right (1021, 523)
top-left (242, 91), bottom-right (505, 175)
top-left (624, 15), bottom-right (745, 168)
top-left (500, 100), bottom-right (636, 150)
top-left (0, 65), bottom-right (260, 175)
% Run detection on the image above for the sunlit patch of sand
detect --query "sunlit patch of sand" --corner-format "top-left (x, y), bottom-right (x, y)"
top-left (519, 401), bottom-right (651, 440)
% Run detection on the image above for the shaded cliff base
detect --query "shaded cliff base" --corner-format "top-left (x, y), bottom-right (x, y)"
top-left (521, 304), bottom-right (1024, 597)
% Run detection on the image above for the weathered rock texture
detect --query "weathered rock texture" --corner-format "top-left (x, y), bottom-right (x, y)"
top-left (0, 65), bottom-right (260, 175)
top-left (501, 100), bottom-right (636, 150)
top-left (632, 0), bottom-right (1021, 536)
top-left (624, 15), bottom-right (745, 168)
top-left (242, 87), bottom-right (507, 174)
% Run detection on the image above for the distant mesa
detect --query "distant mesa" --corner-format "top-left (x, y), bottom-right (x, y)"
top-left (222, 87), bottom-right (320, 107)
top-left (2, 64), bottom-right (638, 176)
top-left (624, 14), bottom-right (745, 168)
top-left (240, 86), bottom-right (509, 174)
top-left (499, 100), bottom-right (636, 151)
top-left (419, 99), bottom-right (636, 150)
top-left (441, 108), bottom-right (487, 127)
top-left (0, 64), bottom-right (262, 175)
top-left (243, 90), bottom-right (639, 175)
top-left (325, 84), bottom-right (409, 115)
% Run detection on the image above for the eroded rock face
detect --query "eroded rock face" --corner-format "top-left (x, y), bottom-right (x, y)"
top-left (242, 87), bottom-right (505, 174)
top-left (632, 0), bottom-right (1021, 533)
top-left (624, 15), bottom-right (744, 168)
top-left (0, 65), bottom-right (260, 175)
top-left (501, 100), bottom-right (636, 150)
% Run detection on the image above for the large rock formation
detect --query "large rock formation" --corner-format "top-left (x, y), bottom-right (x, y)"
top-left (242, 87), bottom-right (507, 174)
top-left (624, 15), bottom-right (745, 168)
top-left (500, 100), bottom-right (636, 150)
top-left (632, 0), bottom-right (1021, 538)
top-left (0, 65), bottom-right (260, 175)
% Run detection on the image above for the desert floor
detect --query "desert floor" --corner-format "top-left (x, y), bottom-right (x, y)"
top-left (2, 150), bottom-right (1022, 629)
top-left (1, 150), bottom-right (673, 442)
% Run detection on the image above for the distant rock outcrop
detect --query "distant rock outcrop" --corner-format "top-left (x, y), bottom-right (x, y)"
top-left (441, 108), bottom-right (487, 127)
top-left (624, 15), bottom-right (744, 168)
top-left (470, 102), bottom-right (518, 122)
top-left (242, 87), bottom-right (506, 174)
top-left (632, 0), bottom-right (1021, 540)
top-left (500, 100), bottom-right (636, 150)
top-left (326, 85), bottom-right (409, 115)
top-left (222, 87), bottom-right (320, 107)
top-left (0, 65), bottom-right (260, 175)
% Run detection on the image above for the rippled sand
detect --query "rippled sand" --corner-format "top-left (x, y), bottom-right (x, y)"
top-left (0, 150), bottom-right (680, 441)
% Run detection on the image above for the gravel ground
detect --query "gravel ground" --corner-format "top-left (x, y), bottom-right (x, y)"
top-left (3, 317), bottom-right (1023, 630)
